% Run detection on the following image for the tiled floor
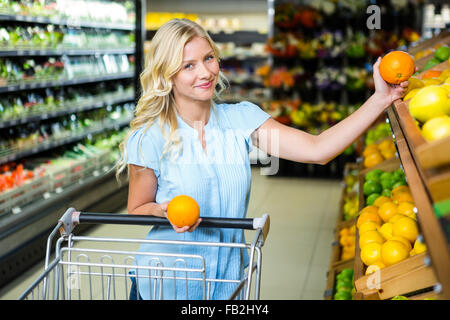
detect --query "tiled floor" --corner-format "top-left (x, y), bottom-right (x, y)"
top-left (0, 166), bottom-right (342, 300)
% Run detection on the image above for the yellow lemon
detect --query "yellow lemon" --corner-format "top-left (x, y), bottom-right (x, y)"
top-left (406, 77), bottom-right (424, 92)
top-left (391, 192), bottom-right (414, 204)
top-left (397, 202), bottom-right (416, 216)
top-left (404, 88), bottom-right (421, 101)
top-left (413, 238), bottom-right (427, 254)
top-left (358, 221), bottom-right (380, 236)
top-left (373, 196), bottom-right (392, 208)
top-left (422, 116), bottom-right (450, 142)
top-left (392, 216), bottom-right (419, 243)
top-left (359, 230), bottom-right (385, 249)
top-left (348, 224), bottom-right (356, 235)
top-left (362, 144), bottom-right (379, 157)
top-left (378, 202), bottom-right (399, 223)
top-left (361, 242), bottom-right (382, 266)
top-left (391, 185), bottom-right (410, 197)
top-left (423, 78), bottom-right (443, 86)
top-left (409, 86), bottom-right (450, 122)
top-left (442, 84), bottom-right (450, 94)
top-left (360, 205), bottom-right (379, 215)
top-left (379, 222), bottom-right (393, 240)
top-left (391, 235), bottom-right (412, 252)
top-left (381, 240), bottom-right (409, 266)
top-left (357, 211), bottom-right (382, 228)
top-left (389, 214), bottom-right (408, 224)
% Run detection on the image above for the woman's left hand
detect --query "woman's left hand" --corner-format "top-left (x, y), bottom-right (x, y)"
top-left (372, 56), bottom-right (411, 106)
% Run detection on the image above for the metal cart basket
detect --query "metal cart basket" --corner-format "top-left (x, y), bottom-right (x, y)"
top-left (19, 208), bottom-right (270, 300)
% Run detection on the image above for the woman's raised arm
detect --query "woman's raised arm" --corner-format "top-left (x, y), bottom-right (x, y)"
top-left (252, 57), bottom-right (408, 165)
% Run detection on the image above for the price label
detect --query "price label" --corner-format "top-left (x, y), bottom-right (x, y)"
top-left (12, 206), bottom-right (22, 215)
top-left (93, 170), bottom-right (100, 177)
top-left (43, 192), bottom-right (51, 199)
top-left (103, 166), bottom-right (109, 172)
top-left (55, 187), bottom-right (63, 194)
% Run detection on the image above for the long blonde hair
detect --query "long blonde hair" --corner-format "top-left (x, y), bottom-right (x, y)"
top-left (115, 18), bottom-right (228, 180)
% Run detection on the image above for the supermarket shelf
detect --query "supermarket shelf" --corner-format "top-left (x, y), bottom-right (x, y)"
top-left (0, 72), bottom-right (135, 93)
top-left (0, 94), bottom-right (135, 130)
top-left (0, 48), bottom-right (136, 57)
top-left (0, 117), bottom-right (132, 166)
top-left (0, 14), bottom-right (135, 31)
top-left (354, 158), bottom-right (439, 300)
top-left (387, 105), bottom-right (450, 300)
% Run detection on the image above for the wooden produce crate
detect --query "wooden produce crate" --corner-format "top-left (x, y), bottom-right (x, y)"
top-left (387, 105), bottom-right (450, 299)
top-left (335, 162), bottom-right (360, 228)
top-left (329, 222), bottom-right (356, 269)
top-left (408, 30), bottom-right (450, 60)
top-left (390, 99), bottom-right (450, 203)
top-left (323, 259), bottom-right (355, 300)
top-left (354, 252), bottom-right (438, 300)
top-left (353, 158), bottom-right (440, 300)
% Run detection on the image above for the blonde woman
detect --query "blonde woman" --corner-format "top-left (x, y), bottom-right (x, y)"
top-left (116, 18), bottom-right (408, 300)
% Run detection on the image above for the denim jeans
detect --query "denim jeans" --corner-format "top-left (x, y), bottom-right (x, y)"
top-left (129, 277), bottom-right (143, 300)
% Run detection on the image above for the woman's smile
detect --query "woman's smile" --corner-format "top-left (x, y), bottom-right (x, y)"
top-left (196, 81), bottom-right (212, 89)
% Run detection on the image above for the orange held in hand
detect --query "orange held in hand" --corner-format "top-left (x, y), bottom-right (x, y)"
top-left (167, 195), bottom-right (200, 227)
top-left (379, 51), bottom-right (415, 84)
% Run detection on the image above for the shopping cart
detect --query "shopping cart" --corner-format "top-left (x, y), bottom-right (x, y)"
top-left (19, 207), bottom-right (270, 300)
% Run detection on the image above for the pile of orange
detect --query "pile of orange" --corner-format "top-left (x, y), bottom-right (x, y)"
top-left (339, 225), bottom-right (356, 261)
top-left (356, 185), bottom-right (426, 274)
top-left (167, 195), bottom-right (200, 227)
top-left (363, 139), bottom-right (397, 168)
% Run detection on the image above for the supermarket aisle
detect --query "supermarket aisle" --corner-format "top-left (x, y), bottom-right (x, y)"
top-left (0, 167), bottom-right (341, 300)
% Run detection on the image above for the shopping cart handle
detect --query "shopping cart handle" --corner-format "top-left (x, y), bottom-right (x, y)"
top-left (58, 208), bottom-right (270, 240)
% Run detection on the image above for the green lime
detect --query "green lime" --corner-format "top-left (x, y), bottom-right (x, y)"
top-left (363, 180), bottom-right (382, 196)
top-left (334, 291), bottom-right (352, 300)
top-left (366, 193), bottom-right (380, 206)
top-left (380, 171), bottom-right (392, 181)
top-left (435, 46), bottom-right (450, 61)
top-left (391, 295), bottom-right (408, 300)
top-left (393, 169), bottom-right (404, 181)
top-left (382, 188), bottom-right (391, 197)
top-left (423, 58), bottom-right (441, 71)
top-left (365, 169), bottom-right (383, 182)
top-left (381, 178), bottom-right (396, 190)
top-left (340, 269), bottom-right (353, 278)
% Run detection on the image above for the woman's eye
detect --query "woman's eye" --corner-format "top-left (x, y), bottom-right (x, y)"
top-left (206, 55), bottom-right (214, 61)
top-left (184, 63), bottom-right (193, 70)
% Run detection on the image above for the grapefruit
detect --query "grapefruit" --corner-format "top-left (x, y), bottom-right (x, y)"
top-left (409, 86), bottom-right (450, 122)
top-left (422, 116), bottom-right (450, 142)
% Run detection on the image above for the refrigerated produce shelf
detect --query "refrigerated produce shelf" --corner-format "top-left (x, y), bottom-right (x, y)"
top-left (0, 14), bottom-right (135, 31)
top-left (0, 93), bottom-right (135, 130)
top-left (0, 48), bottom-right (136, 57)
top-left (0, 72), bottom-right (135, 93)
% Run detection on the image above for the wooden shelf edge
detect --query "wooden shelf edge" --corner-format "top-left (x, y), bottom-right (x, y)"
top-left (387, 106), bottom-right (450, 299)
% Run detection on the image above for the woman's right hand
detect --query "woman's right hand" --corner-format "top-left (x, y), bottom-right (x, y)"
top-left (159, 201), bottom-right (202, 233)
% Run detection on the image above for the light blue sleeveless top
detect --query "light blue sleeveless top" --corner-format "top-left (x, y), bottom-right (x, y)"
top-left (125, 101), bottom-right (271, 300)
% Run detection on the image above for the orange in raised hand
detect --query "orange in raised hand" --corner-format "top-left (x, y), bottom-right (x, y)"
top-left (379, 51), bottom-right (415, 84)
